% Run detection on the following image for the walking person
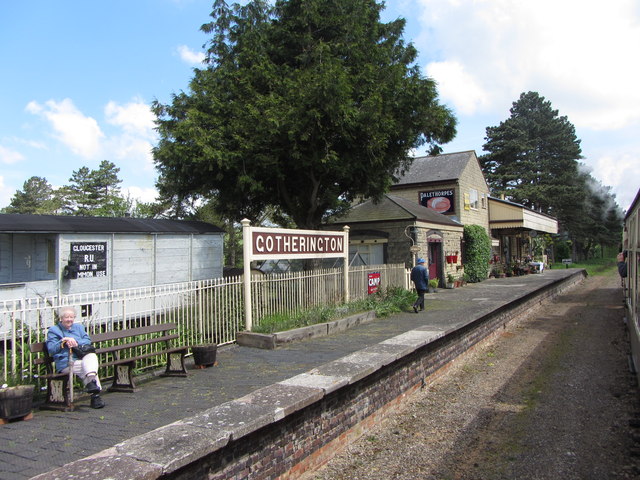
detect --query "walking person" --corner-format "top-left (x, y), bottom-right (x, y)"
top-left (411, 258), bottom-right (429, 313)
top-left (46, 306), bottom-right (105, 409)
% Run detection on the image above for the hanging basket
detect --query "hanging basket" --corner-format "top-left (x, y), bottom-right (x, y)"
top-left (191, 344), bottom-right (218, 368)
top-left (0, 385), bottom-right (35, 422)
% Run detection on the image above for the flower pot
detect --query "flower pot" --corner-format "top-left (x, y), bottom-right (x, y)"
top-left (0, 385), bottom-right (35, 423)
top-left (191, 344), bottom-right (217, 368)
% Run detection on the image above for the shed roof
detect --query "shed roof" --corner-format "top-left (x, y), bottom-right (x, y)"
top-left (0, 214), bottom-right (224, 234)
top-left (329, 194), bottom-right (462, 228)
top-left (393, 150), bottom-right (477, 186)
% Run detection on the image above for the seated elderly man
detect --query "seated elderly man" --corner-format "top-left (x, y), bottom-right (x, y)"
top-left (46, 306), bottom-right (105, 409)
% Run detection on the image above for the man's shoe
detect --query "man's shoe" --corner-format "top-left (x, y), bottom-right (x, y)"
top-left (90, 394), bottom-right (105, 409)
top-left (86, 380), bottom-right (100, 394)
top-left (413, 305), bottom-right (418, 313)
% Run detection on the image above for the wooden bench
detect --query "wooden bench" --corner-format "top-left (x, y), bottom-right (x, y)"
top-left (30, 322), bottom-right (188, 411)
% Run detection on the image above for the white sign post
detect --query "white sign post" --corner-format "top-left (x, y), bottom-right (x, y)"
top-left (241, 219), bottom-right (350, 331)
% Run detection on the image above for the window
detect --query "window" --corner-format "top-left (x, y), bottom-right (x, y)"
top-left (47, 239), bottom-right (56, 274)
top-left (469, 189), bottom-right (479, 210)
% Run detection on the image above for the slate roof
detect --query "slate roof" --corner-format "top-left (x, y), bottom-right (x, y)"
top-left (0, 214), bottom-right (224, 234)
top-left (393, 150), bottom-right (476, 186)
top-left (330, 194), bottom-right (462, 228)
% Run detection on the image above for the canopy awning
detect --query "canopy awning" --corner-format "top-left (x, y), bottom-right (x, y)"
top-left (488, 197), bottom-right (558, 234)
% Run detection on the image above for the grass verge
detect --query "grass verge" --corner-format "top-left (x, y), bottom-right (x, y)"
top-left (252, 287), bottom-right (415, 334)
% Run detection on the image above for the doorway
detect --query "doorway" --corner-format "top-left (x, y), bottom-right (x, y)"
top-left (428, 242), bottom-right (443, 284)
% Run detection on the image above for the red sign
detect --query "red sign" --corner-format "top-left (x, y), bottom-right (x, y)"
top-left (368, 272), bottom-right (381, 295)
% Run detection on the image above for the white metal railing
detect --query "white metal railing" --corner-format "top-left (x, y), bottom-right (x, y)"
top-left (1, 264), bottom-right (407, 383)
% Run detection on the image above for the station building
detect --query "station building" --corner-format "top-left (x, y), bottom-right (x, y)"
top-left (326, 151), bottom-right (558, 285)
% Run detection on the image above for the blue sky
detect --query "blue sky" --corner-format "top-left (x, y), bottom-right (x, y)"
top-left (1, 0), bottom-right (638, 213)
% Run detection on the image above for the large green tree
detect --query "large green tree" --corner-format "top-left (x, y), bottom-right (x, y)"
top-left (480, 91), bottom-right (583, 223)
top-left (153, 0), bottom-right (456, 229)
top-left (61, 160), bottom-right (123, 216)
top-left (480, 91), bottom-right (623, 258)
top-left (1, 176), bottom-right (61, 214)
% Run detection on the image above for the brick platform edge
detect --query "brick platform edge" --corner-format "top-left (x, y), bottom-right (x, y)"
top-left (32, 270), bottom-right (587, 480)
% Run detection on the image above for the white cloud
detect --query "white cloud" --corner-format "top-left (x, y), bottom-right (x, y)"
top-left (124, 185), bottom-right (159, 204)
top-left (415, 0), bottom-right (640, 130)
top-left (25, 98), bottom-right (104, 158)
top-left (105, 99), bottom-right (158, 173)
top-left (589, 152), bottom-right (639, 212)
top-left (0, 145), bottom-right (25, 164)
top-left (105, 99), bottom-right (156, 136)
top-left (177, 45), bottom-right (206, 65)
top-left (0, 176), bottom-right (9, 208)
top-left (426, 61), bottom-right (489, 115)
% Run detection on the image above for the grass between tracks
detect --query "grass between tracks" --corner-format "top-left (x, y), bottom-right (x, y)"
top-left (549, 257), bottom-right (618, 277)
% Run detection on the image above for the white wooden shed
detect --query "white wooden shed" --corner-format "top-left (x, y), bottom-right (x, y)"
top-left (0, 214), bottom-right (225, 302)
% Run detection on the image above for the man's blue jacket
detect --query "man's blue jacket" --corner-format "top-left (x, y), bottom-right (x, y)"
top-left (410, 264), bottom-right (429, 290)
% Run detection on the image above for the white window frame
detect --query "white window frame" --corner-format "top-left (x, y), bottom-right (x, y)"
top-left (469, 189), bottom-right (479, 210)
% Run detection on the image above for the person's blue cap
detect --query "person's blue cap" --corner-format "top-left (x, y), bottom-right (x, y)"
top-left (417, 258), bottom-right (425, 264)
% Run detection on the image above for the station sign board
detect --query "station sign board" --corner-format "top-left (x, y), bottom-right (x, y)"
top-left (69, 242), bottom-right (107, 279)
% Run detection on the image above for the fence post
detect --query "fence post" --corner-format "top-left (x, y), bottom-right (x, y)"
top-left (242, 219), bottom-right (253, 332)
top-left (343, 225), bottom-right (350, 303)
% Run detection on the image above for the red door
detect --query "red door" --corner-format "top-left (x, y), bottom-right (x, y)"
top-left (428, 242), bottom-right (442, 283)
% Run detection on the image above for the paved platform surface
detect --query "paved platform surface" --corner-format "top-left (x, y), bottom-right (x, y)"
top-left (0, 269), bottom-right (582, 480)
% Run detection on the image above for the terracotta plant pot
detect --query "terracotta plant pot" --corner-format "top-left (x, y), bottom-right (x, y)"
top-left (191, 344), bottom-right (218, 368)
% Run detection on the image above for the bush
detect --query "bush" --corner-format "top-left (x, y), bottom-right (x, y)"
top-left (463, 225), bottom-right (491, 282)
top-left (554, 240), bottom-right (571, 261)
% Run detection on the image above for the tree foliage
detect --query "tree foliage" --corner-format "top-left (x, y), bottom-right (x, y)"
top-left (480, 91), bottom-right (622, 259)
top-left (153, 0), bottom-right (456, 229)
top-left (1, 161), bottom-right (156, 219)
top-left (480, 91), bottom-right (583, 219)
top-left (1, 176), bottom-right (61, 214)
top-left (462, 224), bottom-right (491, 282)
top-left (60, 160), bottom-right (123, 215)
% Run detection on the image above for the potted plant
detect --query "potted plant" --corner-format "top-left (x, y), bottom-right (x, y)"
top-left (446, 273), bottom-right (455, 289)
top-left (492, 264), bottom-right (505, 278)
top-left (0, 375), bottom-right (35, 424)
top-left (428, 278), bottom-right (439, 293)
top-left (191, 344), bottom-right (218, 369)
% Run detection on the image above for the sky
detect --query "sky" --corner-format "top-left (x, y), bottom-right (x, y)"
top-left (1, 0), bottom-right (638, 213)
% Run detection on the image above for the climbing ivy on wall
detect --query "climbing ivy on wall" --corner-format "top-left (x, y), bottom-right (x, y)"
top-left (463, 225), bottom-right (491, 282)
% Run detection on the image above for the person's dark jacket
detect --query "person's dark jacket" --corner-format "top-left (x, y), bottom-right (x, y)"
top-left (618, 261), bottom-right (628, 278)
top-left (411, 264), bottom-right (429, 291)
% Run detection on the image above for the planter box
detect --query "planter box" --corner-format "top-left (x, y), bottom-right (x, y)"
top-left (0, 385), bottom-right (34, 423)
top-left (237, 311), bottom-right (376, 349)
